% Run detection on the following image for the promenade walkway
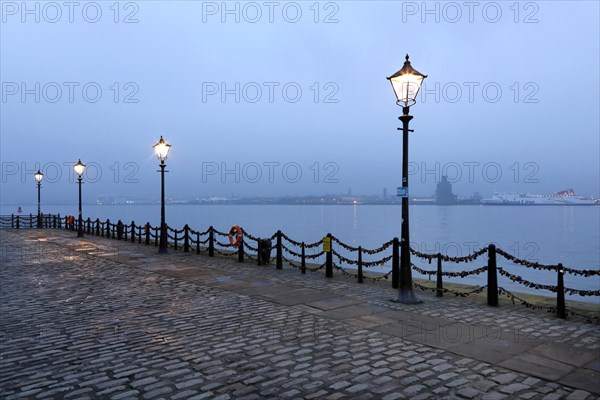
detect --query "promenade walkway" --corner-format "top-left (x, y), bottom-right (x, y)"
top-left (1, 229), bottom-right (598, 399)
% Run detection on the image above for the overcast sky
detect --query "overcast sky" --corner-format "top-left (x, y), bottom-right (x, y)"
top-left (1, 0), bottom-right (599, 205)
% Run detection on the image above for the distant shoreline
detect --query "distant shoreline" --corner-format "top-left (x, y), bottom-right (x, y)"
top-left (2, 202), bottom-right (599, 207)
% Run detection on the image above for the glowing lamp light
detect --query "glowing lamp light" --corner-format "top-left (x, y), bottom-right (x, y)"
top-left (34, 170), bottom-right (44, 183)
top-left (387, 54), bottom-right (427, 108)
top-left (73, 159), bottom-right (86, 176)
top-left (153, 135), bottom-right (171, 161)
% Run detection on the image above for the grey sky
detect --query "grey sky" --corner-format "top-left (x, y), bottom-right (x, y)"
top-left (1, 0), bottom-right (599, 205)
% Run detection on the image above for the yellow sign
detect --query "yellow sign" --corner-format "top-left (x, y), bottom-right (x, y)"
top-left (323, 236), bottom-right (331, 252)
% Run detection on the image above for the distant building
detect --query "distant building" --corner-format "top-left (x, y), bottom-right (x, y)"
top-left (436, 176), bottom-right (457, 205)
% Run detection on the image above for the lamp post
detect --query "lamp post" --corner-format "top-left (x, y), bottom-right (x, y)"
top-left (35, 170), bottom-right (43, 228)
top-left (153, 136), bottom-right (171, 254)
top-left (387, 54), bottom-right (427, 304)
top-left (73, 159), bottom-right (86, 238)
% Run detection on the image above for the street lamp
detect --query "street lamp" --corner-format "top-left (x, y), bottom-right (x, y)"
top-left (387, 54), bottom-right (427, 304)
top-left (153, 135), bottom-right (171, 254)
top-left (73, 159), bottom-right (86, 238)
top-left (35, 170), bottom-right (43, 228)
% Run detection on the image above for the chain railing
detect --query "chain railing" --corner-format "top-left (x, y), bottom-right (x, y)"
top-left (2, 213), bottom-right (598, 322)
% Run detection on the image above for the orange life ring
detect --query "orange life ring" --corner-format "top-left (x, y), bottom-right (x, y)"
top-left (229, 225), bottom-right (243, 247)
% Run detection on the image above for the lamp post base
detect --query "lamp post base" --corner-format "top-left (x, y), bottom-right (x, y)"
top-left (393, 287), bottom-right (422, 304)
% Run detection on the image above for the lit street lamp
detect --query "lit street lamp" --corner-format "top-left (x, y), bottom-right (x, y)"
top-left (73, 159), bottom-right (86, 238)
top-left (153, 135), bottom-right (171, 254)
top-left (35, 170), bottom-right (43, 228)
top-left (387, 54), bottom-right (427, 304)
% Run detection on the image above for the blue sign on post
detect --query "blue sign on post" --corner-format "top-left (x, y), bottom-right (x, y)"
top-left (397, 186), bottom-right (409, 198)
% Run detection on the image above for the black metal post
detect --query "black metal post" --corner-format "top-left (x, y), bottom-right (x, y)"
top-left (37, 181), bottom-right (42, 228)
top-left (208, 227), bottom-right (215, 257)
top-left (131, 222), bottom-right (136, 243)
top-left (357, 246), bottom-right (363, 284)
top-left (487, 244), bottom-right (498, 306)
top-left (158, 161), bottom-right (168, 254)
top-left (325, 233), bottom-right (333, 278)
top-left (196, 233), bottom-right (200, 254)
top-left (238, 233), bottom-right (244, 263)
top-left (301, 242), bottom-right (306, 274)
top-left (436, 253), bottom-right (443, 297)
top-left (394, 107), bottom-right (420, 304)
top-left (184, 225), bottom-right (190, 252)
top-left (392, 237), bottom-right (399, 289)
top-left (276, 230), bottom-right (283, 270)
top-left (77, 175), bottom-right (83, 237)
top-left (556, 264), bottom-right (566, 319)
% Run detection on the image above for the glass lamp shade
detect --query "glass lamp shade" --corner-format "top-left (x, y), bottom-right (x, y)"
top-left (34, 170), bottom-right (44, 183)
top-left (73, 159), bottom-right (86, 176)
top-left (387, 54), bottom-right (427, 107)
top-left (153, 135), bottom-right (171, 161)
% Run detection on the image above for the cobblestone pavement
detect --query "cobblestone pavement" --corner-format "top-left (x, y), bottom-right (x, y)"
top-left (1, 229), bottom-right (599, 399)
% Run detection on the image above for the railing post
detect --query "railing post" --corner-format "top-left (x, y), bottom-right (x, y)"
top-left (276, 230), bottom-right (283, 270)
top-left (53, 214), bottom-right (57, 228)
top-left (145, 223), bottom-right (150, 245)
top-left (29, 213), bottom-right (33, 228)
top-left (326, 233), bottom-right (333, 278)
top-left (196, 233), bottom-right (200, 254)
top-left (436, 253), bottom-right (443, 297)
top-left (256, 240), bottom-right (262, 266)
top-left (105, 219), bottom-right (110, 238)
top-left (95, 219), bottom-right (100, 236)
top-left (556, 264), bottom-right (566, 319)
top-left (208, 227), bottom-right (215, 257)
top-left (392, 237), bottom-right (399, 289)
top-left (154, 226), bottom-right (158, 247)
top-left (16, 215), bottom-right (20, 229)
top-left (11, 214), bottom-right (14, 228)
top-left (238, 231), bottom-right (244, 263)
top-left (487, 244), bottom-right (498, 306)
top-left (184, 225), bottom-right (190, 252)
top-left (131, 222), bottom-right (136, 243)
top-left (301, 242), bottom-right (306, 274)
top-left (357, 246), bottom-right (363, 284)
top-left (57, 214), bottom-right (61, 229)
top-left (173, 229), bottom-right (178, 250)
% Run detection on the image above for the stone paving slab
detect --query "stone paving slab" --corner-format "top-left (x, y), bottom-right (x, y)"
top-left (1, 229), bottom-right (599, 399)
